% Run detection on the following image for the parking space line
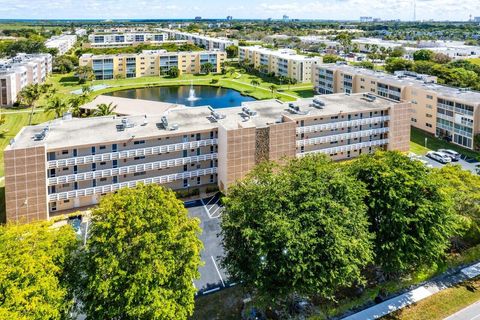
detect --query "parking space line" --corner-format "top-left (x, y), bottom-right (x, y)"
top-left (203, 287), bottom-right (221, 295)
top-left (211, 256), bottom-right (225, 287)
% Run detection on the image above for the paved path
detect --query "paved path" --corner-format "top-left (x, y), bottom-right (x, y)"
top-left (445, 300), bottom-right (480, 320)
top-left (2, 108), bottom-right (44, 114)
top-left (341, 261), bottom-right (480, 320)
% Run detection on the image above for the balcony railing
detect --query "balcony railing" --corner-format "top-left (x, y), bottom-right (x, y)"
top-left (297, 128), bottom-right (389, 147)
top-left (47, 139), bottom-right (218, 169)
top-left (297, 139), bottom-right (389, 157)
top-left (48, 153), bottom-right (218, 186)
top-left (296, 116), bottom-right (390, 134)
top-left (48, 167), bottom-right (217, 202)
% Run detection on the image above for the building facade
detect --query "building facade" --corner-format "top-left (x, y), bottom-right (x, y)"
top-left (5, 93), bottom-right (410, 223)
top-left (238, 46), bottom-right (322, 83)
top-left (0, 53), bottom-right (52, 107)
top-left (79, 50), bottom-right (227, 80)
top-left (85, 32), bottom-right (172, 48)
top-left (159, 29), bottom-right (236, 51)
top-left (313, 63), bottom-right (480, 149)
top-left (45, 34), bottom-right (77, 55)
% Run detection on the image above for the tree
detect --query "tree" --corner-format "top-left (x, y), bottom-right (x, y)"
top-left (433, 165), bottom-right (480, 245)
top-left (167, 66), bottom-right (179, 78)
top-left (390, 47), bottom-right (406, 58)
top-left (413, 60), bottom-right (436, 74)
top-left (200, 62), bottom-right (214, 74)
top-left (68, 95), bottom-right (86, 117)
top-left (221, 156), bottom-right (373, 302)
top-left (385, 57), bottom-right (414, 73)
top-left (0, 222), bottom-right (78, 319)
top-left (268, 84), bottom-right (277, 97)
top-left (413, 49), bottom-right (435, 61)
top-left (250, 79), bottom-right (260, 87)
top-left (78, 184), bottom-right (202, 320)
top-left (93, 102), bottom-right (117, 116)
top-left (335, 33), bottom-right (353, 53)
top-left (17, 83), bottom-right (42, 125)
top-left (45, 96), bottom-right (68, 118)
top-left (225, 45), bottom-right (238, 58)
top-left (432, 52), bottom-right (452, 64)
top-left (53, 55), bottom-right (78, 73)
top-left (227, 67), bottom-right (236, 77)
top-left (348, 151), bottom-right (459, 275)
top-left (75, 65), bottom-right (95, 83)
top-left (354, 61), bottom-right (375, 70)
top-left (322, 54), bottom-right (345, 63)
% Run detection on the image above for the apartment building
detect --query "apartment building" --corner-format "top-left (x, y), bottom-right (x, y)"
top-left (45, 34), bottom-right (77, 55)
top-left (314, 63), bottom-right (480, 149)
top-left (160, 29), bottom-right (236, 51)
top-left (5, 93), bottom-right (410, 223)
top-left (79, 50), bottom-right (226, 80)
top-left (238, 46), bottom-right (322, 83)
top-left (0, 53), bottom-right (52, 107)
top-left (85, 32), bottom-right (172, 48)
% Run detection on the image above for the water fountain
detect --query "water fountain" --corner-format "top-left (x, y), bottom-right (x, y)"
top-left (186, 81), bottom-right (199, 102)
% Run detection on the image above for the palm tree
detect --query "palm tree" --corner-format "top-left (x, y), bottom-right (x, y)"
top-left (45, 96), bottom-right (68, 119)
top-left (227, 68), bottom-right (236, 77)
top-left (250, 79), bottom-right (260, 88)
top-left (201, 62), bottom-right (214, 75)
top-left (69, 96), bottom-right (85, 117)
top-left (17, 84), bottom-right (42, 125)
top-left (93, 103), bottom-right (117, 116)
top-left (269, 85), bottom-right (277, 98)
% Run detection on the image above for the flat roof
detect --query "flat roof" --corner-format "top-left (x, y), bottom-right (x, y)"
top-left (320, 64), bottom-right (480, 105)
top-left (240, 46), bottom-right (321, 62)
top-left (7, 93), bottom-right (399, 150)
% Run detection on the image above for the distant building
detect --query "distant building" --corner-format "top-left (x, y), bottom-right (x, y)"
top-left (79, 50), bottom-right (226, 80)
top-left (474, 17), bottom-right (480, 22)
top-left (158, 29), bottom-right (236, 51)
top-left (226, 16), bottom-right (233, 21)
top-left (0, 53), bottom-right (52, 107)
top-left (195, 16), bottom-right (202, 21)
top-left (282, 15), bottom-right (290, 22)
top-left (360, 16), bottom-right (373, 22)
top-left (75, 28), bottom-right (87, 37)
top-left (85, 32), bottom-right (173, 48)
top-left (45, 34), bottom-right (77, 55)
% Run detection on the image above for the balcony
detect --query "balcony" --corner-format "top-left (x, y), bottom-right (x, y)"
top-left (48, 167), bottom-right (218, 202)
top-left (297, 128), bottom-right (389, 147)
top-left (47, 139), bottom-right (218, 169)
top-left (297, 139), bottom-right (389, 157)
top-left (296, 116), bottom-right (390, 134)
top-left (48, 153), bottom-right (218, 186)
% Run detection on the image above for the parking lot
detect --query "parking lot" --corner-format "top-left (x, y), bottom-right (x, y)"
top-left (185, 194), bottom-right (232, 295)
top-left (411, 152), bottom-right (479, 173)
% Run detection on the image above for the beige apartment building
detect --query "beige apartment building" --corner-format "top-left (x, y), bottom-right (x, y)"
top-left (79, 50), bottom-right (227, 80)
top-left (0, 53), bottom-right (53, 107)
top-left (5, 93), bottom-right (410, 223)
top-left (85, 32), bottom-right (175, 48)
top-left (314, 63), bottom-right (480, 149)
top-left (238, 46), bottom-right (322, 83)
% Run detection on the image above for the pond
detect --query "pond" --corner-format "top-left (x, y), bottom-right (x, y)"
top-left (105, 85), bottom-right (257, 109)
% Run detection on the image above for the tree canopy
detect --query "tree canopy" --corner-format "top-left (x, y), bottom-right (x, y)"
top-left (0, 223), bottom-right (77, 320)
top-left (348, 151), bottom-right (460, 274)
top-left (221, 155), bottom-right (374, 301)
top-left (78, 184), bottom-right (202, 320)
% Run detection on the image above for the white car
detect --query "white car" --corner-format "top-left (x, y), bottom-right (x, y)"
top-left (426, 151), bottom-right (452, 164)
top-left (437, 149), bottom-right (460, 161)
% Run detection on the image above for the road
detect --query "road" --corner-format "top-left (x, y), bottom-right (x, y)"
top-left (445, 300), bottom-right (480, 320)
top-left (413, 153), bottom-right (479, 174)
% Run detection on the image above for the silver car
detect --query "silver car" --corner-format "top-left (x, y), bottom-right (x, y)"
top-left (438, 149), bottom-right (460, 161)
top-left (426, 151), bottom-right (452, 164)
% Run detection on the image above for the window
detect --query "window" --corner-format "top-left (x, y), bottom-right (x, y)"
top-left (426, 95), bottom-right (433, 100)
top-left (426, 123), bottom-right (432, 128)
top-left (99, 145), bottom-right (106, 150)
top-left (183, 179), bottom-right (188, 188)
top-left (426, 114), bottom-right (433, 118)
top-left (197, 177), bottom-right (201, 185)
top-left (92, 163), bottom-right (96, 171)
top-left (134, 140), bottom-right (145, 145)
top-left (134, 171), bottom-right (146, 176)
top-left (62, 167), bottom-right (69, 171)
top-left (62, 150), bottom-right (68, 155)
top-left (100, 177), bottom-right (107, 182)
top-left (91, 146), bottom-right (96, 155)
top-left (100, 162), bottom-right (106, 165)
top-left (134, 156), bottom-right (145, 160)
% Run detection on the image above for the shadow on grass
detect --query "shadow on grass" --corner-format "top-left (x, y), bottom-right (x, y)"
top-left (59, 76), bottom-right (78, 83)
top-left (290, 89), bottom-right (314, 98)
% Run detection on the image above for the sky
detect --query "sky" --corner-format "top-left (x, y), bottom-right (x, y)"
top-left (0, 0), bottom-right (479, 21)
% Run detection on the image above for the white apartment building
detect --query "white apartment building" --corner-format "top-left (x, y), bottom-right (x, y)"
top-left (75, 28), bottom-right (87, 37)
top-left (86, 32), bottom-right (171, 48)
top-left (239, 46), bottom-right (322, 83)
top-left (45, 34), bottom-right (77, 55)
top-left (159, 29), bottom-right (236, 51)
top-left (0, 53), bottom-right (52, 107)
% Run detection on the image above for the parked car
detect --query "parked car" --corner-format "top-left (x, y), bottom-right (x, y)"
top-left (438, 149), bottom-right (460, 161)
top-left (426, 151), bottom-right (452, 164)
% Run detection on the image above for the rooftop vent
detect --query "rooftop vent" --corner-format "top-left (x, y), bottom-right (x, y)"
top-left (161, 116), bottom-right (169, 129)
top-left (170, 123), bottom-right (179, 131)
top-left (288, 103), bottom-right (309, 115)
top-left (242, 106), bottom-right (257, 117)
top-left (312, 98), bottom-right (325, 109)
top-left (363, 93), bottom-right (377, 102)
top-left (211, 110), bottom-right (226, 120)
top-left (34, 125), bottom-right (50, 141)
top-left (142, 115), bottom-right (148, 126)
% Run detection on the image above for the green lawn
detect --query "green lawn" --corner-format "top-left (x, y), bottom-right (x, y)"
top-left (384, 277), bottom-right (480, 320)
top-left (192, 286), bottom-right (245, 320)
top-left (468, 57), bottom-right (480, 66)
top-left (410, 127), bottom-right (480, 159)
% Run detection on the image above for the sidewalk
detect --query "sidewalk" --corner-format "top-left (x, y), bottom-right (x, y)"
top-left (341, 262), bottom-right (480, 320)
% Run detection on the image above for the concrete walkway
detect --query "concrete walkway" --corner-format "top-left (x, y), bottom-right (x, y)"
top-left (445, 300), bottom-right (480, 320)
top-left (342, 261), bottom-right (480, 320)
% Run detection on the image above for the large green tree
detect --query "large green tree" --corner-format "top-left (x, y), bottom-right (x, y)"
top-left (0, 223), bottom-right (77, 320)
top-left (221, 155), bottom-right (373, 301)
top-left (349, 151), bottom-right (459, 275)
top-left (78, 184), bottom-right (202, 320)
